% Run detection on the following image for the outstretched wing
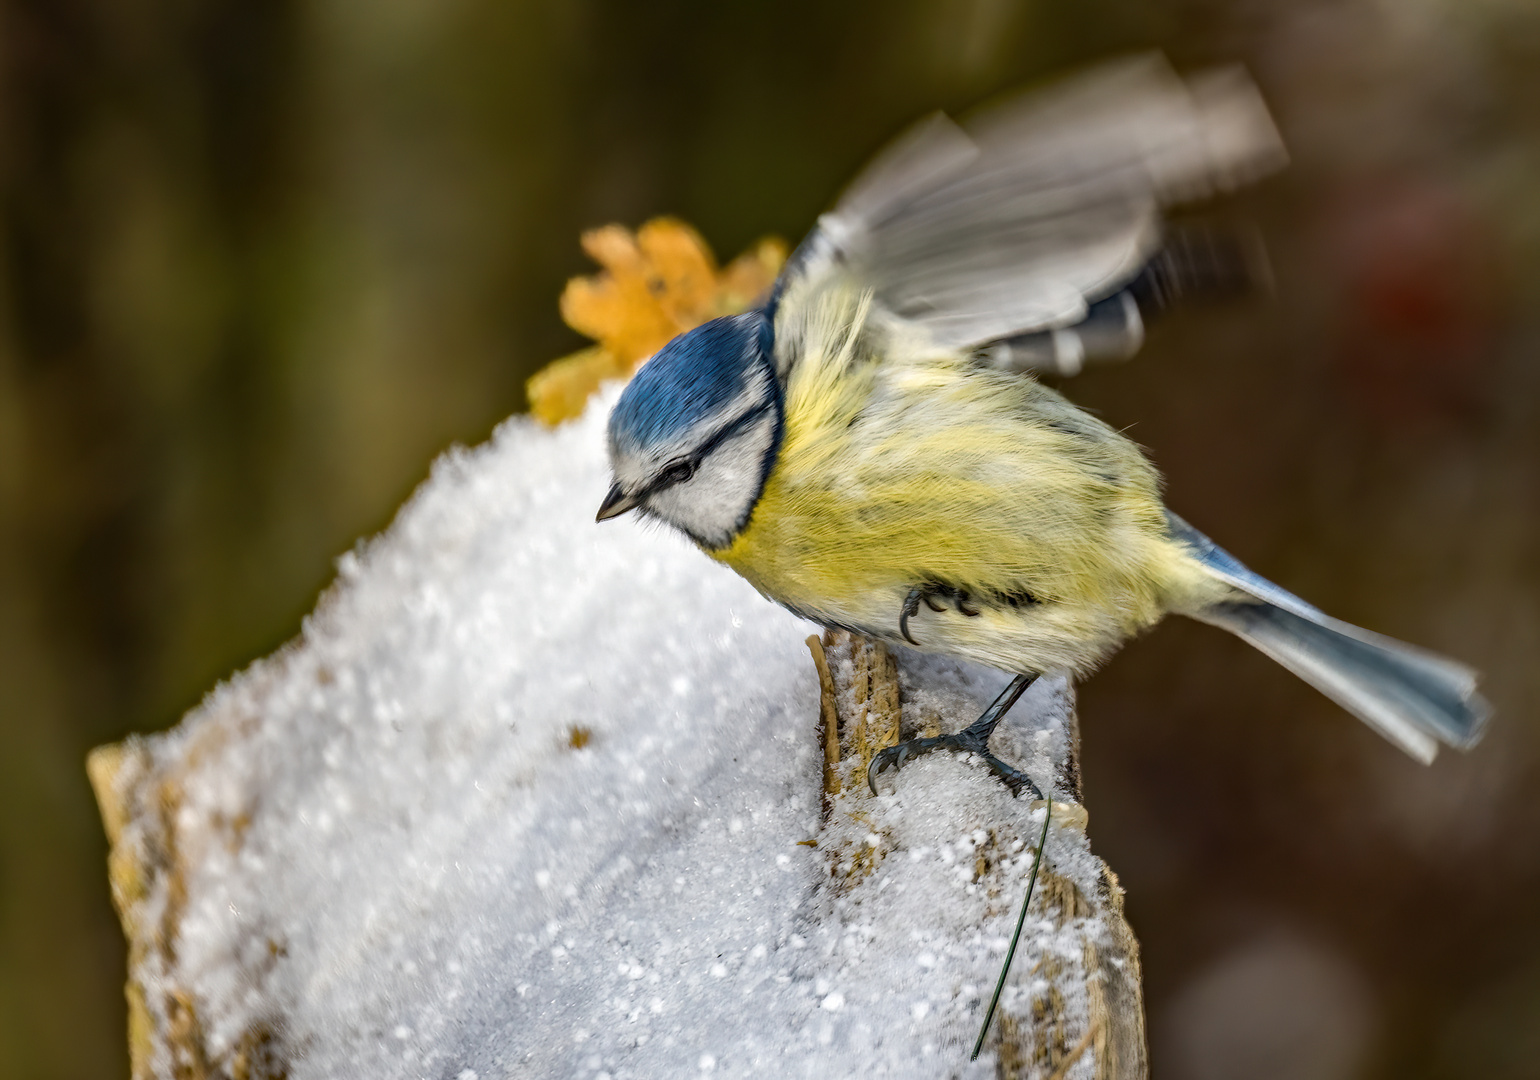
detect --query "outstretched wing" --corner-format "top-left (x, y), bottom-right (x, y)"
top-left (775, 54), bottom-right (1285, 356)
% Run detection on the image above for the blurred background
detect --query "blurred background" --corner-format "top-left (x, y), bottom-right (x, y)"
top-left (1, 0), bottom-right (1537, 1077)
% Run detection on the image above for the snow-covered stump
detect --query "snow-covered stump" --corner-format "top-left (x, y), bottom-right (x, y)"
top-left (805, 632), bottom-right (1147, 1079)
top-left (87, 395), bottom-right (1147, 1080)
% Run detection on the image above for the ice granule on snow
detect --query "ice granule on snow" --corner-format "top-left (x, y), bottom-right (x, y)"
top-left (94, 389), bottom-right (1132, 1079)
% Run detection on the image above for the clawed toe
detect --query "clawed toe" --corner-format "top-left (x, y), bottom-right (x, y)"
top-left (867, 744), bottom-right (905, 795)
top-left (867, 737), bottom-right (1042, 799)
top-left (978, 752), bottom-right (1044, 800)
top-left (865, 673), bottom-right (1043, 799)
top-left (899, 586), bottom-right (926, 645)
top-left (898, 583), bottom-right (988, 641)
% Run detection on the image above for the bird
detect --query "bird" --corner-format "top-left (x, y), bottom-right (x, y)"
top-left (594, 54), bottom-right (1490, 797)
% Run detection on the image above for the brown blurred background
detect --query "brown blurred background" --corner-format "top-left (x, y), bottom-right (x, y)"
top-left (1, 1), bottom-right (1537, 1077)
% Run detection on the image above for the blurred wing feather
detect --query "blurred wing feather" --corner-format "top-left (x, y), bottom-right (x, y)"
top-left (811, 54), bottom-right (1286, 349)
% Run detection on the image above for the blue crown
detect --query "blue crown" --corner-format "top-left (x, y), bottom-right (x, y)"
top-left (609, 311), bottom-right (774, 453)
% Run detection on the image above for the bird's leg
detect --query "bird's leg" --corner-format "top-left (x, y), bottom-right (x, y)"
top-left (867, 673), bottom-right (1043, 797)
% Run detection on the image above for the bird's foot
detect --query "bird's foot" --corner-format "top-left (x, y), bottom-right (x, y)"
top-left (867, 673), bottom-right (1043, 799)
top-left (867, 732), bottom-right (1042, 799)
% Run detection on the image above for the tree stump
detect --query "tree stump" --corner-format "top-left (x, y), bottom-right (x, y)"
top-left (84, 404), bottom-right (1150, 1078)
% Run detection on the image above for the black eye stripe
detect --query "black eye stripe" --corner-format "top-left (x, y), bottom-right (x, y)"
top-left (697, 399), bottom-right (773, 458)
top-left (644, 400), bottom-right (773, 496)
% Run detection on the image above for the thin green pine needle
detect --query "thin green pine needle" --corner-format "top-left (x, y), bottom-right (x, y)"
top-left (971, 796), bottom-right (1052, 1061)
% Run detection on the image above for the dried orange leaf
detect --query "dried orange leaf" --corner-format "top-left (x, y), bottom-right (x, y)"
top-left (526, 345), bottom-right (627, 427)
top-left (559, 273), bottom-right (676, 367)
top-left (579, 225), bottom-right (646, 276)
top-left (635, 218), bottom-right (718, 326)
top-left (531, 218), bottom-right (788, 425)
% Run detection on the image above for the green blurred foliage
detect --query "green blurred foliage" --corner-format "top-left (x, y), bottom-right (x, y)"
top-left (1, 1), bottom-right (1537, 1077)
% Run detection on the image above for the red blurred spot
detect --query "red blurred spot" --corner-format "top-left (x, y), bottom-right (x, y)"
top-left (1321, 178), bottom-right (1501, 428)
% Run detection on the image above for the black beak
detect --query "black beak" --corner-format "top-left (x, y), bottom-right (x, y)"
top-left (596, 483), bottom-right (640, 522)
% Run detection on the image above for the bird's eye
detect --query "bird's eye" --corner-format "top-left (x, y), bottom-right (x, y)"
top-left (658, 459), bottom-right (697, 488)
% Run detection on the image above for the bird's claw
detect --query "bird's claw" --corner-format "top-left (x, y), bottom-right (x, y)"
top-left (899, 583), bottom-right (985, 644)
top-left (866, 673), bottom-right (1044, 800)
top-left (982, 754), bottom-right (1043, 800)
top-left (867, 742), bottom-right (916, 795)
top-left (899, 586), bottom-right (925, 645)
top-left (867, 732), bottom-right (1042, 799)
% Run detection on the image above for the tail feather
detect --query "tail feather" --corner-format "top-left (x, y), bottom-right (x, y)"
top-left (1169, 514), bottom-right (1491, 762)
top-left (1194, 601), bottom-right (1489, 762)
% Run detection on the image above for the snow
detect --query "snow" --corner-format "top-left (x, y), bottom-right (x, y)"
top-left (99, 388), bottom-right (1128, 1079)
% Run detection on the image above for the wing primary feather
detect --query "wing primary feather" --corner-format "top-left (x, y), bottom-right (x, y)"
top-left (777, 53), bottom-right (1286, 351)
top-left (983, 225), bottom-right (1269, 376)
top-left (832, 111), bottom-right (978, 232)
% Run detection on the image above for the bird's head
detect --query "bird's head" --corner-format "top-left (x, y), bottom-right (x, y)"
top-left (598, 311), bottom-right (781, 549)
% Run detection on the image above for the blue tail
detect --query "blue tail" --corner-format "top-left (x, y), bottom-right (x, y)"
top-left (1168, 514), bottom-right (1491, 763)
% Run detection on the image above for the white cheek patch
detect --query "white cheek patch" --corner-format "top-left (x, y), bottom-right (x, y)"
top-left (648, 409), bottom-right (778, 549)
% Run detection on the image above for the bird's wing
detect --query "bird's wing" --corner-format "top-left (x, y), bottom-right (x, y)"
top-left (781, 53), bottom-right (1286, 351)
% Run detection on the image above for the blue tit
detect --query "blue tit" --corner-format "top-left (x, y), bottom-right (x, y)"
top-left (595, 55), bottom-right (1490, 794)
